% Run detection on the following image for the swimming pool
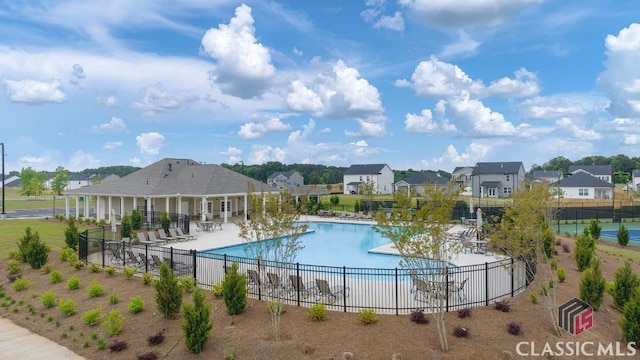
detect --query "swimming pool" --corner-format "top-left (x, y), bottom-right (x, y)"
top-left (204, 222), bottom-right (452, 269)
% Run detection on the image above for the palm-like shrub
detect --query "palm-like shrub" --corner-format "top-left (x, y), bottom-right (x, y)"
top-left (221, 262), bottom-right (247, 315)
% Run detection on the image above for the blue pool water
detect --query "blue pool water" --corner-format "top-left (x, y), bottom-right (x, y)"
top-left (205, 222), bottom-right (448, 269)
top-left (601, 229), bottom-right (640, 242)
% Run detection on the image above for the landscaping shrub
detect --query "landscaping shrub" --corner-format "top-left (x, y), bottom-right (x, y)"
top-left (7, 259), bottom-right (22, 275)
top-left (221, 262), bottom-right (247, 315)
top-left (40, 290), bottom-right (56, 308)
top-left (58, 299), bottom-right (77, 316)
top-left (588, 219), bottom-right (601, 240)
top-left (358, 308), bottom-right (378, 324)
top-left (457, 308), bottom-right (471, 318)
top-left (579, 257), bottom-right (606, 311)
top-left (17, 227), bottom-right (39, 261)
top-left (81, 305), bottom-right (102, 326)
top-left (530, 292), bottom-right (538, 304)
top-left (59, 247), bottom-right (77, 263)
top-left (494, 299), bottom-right (511, 312)
top-left (155, 261), bottom-right (182, 319)
top-left (71, 259), bottom-right (85, 270)
top-left (122, 266), bottom-right (137, 279)
top-left (22, 233), bottom-right (49, 270)
top-left (507, 322), bottom-right (522, 335)
top-left (620, 290), bottom-right (640, 346)
top-left (102, 309), bottom-right (124, 336)
top-left (541, 227), bottom-right (554, 259)
top-left (120, 213), bottom-right (132, 240)
top-left (562, 243), bottom-right (570, 253)
top-left (131, 210), bottom-right (143, 230)
top-left (574, 230), bottom-right (595, 272)
top-left (211, 282), bottom-right (223, 297)
top-left (147, 330), bottom-right (165, 345)
top-left (453, 325), bottom-right (469, 338)
top-left (142, 272), bottom-right (154, 285)
top-left (50, 270), bottom-right (64, 284)
top-left (89, 263), bottom-right (101, 273)
top-left (160, 212), bottom-right (171, 234)
top-left (182, 288), bottom-right (212, 353)
top-left (612, 261), bottom-right (640, 310)
top-left (109, 340), bottom-right (127, 352)
top-left (67, 276), bottom-right (81, 290)
top-left (64, 217), bottom-right (80, 249)
top-left (129, 296), bottom-right (145, 313)
top-left (549, 258), bottom-right (558, 270)
top-left (557, 268), bottom-right (566, 283)
top-left (309, 303), bottom-right (327, 321)
top-left (40, 262), bottom-right (53, 274)
top-left (178, 276), bottom-right (196, 293)
top-left (539, 283), bottom-right (548, 296)
top-left (105, 266), bottom-right (116, 276)
top-left (618, 224), bottom-right (630, 246)
top-left (109, 293), bottom-right (119, 305)
top-left (12, 277), bottom-right (31, 291)
top-left (87, 280), bottom-right (104, 298)
top-left (410, 308), bottom-right (428, 324)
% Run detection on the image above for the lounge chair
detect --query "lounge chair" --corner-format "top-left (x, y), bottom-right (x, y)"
top-left (157, 228), bottom-right (178, 243)
top-left (147, 230), bottom-right (167, 245)
top-left (109, 248), bottom-right (125, 266)
top-left (289, 275), bottom-right (314, 299)
top-left (176, 227), bottom-right (198, 240)
top-left (126, 250), bottom-right (144, 269)
top-left (163, 256), bottom-right (192, 276)
top-left (247, 269), bottom-right (263, 291)
top-left (266, 272), bottom-right (287, 296)
top-left (315, 279), bottom-right (350, 304)
top-left (168, 228), bottom-right (189, 242)
top-left (449, 278), bottom-right (468, 302)
top-left (138, 253), bottom-right (153, 270)
top-left (151, 254), bottom-right (164, 269)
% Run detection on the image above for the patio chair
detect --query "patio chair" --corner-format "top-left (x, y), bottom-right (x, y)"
top-left (212, 222), bottom-right (223, 231)
top-left (168, 228), bottom-right (189, 242)
top-left (126, 250), bottom-right (144, 269)
top-left (266, 272), bottom-right (287, 296)
top-left (195, 221), bottom-right (202, 232)
top-left (157, 228), bottom-right (178, 243)
top-left (314, 279), bottom-right (350, 304)
top-left (109, 248), bottom-right (125, 266)
top-left (151, 254), bottom-right (164, 269)
top-left (449, 278), bottom-right (468, 302)
top-left (162, 256), bottom-right (192, 276)
top-left (247, 269), bottom-right (263, 291)
top-left (176, 227), bottom-right (198, 240)
top-left (138, 252), bottom-right (153, 270)
top-left (147, 230), bottom-right (168, 245)
top-left (289, 274), bottom-right (314, 299)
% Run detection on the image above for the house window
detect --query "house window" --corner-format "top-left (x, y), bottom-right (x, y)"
top-left (579, 188), bottom-right (589, 196)
top-left (359, 176), bottom-right (363, 181)
top-left (503, 187), bottom-right (511, 195)
top-left (366, 176), bottom-right (370, 181)
top-left (207, 202), bottom-right (212, 213)
top-left (506, 174), bottom-right (510, 182)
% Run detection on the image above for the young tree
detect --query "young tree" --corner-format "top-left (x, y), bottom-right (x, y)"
top-left (131, 209), bottom-right (143, 230)
top-left (373, 181), bottom-right (461, 352)
top-left (574, 229), bottom-right (596, 272)
top-left (618, 224), bottom-right (630, 246)
top-left (19, 167), bottom-right (46, 197)
top-left (155, 261), bottom-right (182, 319)
top-left (486, 180), bottom-right (561, 335)
top-left (588, 219), bottom-right (601, 241)
top-left (50, 166), bottom-right (69, 195)
top-left (21, 228), bottom-right (49, 269)
top-left (64, 217), bottom-right (80, 249)
top-left (182, 288), bottom-right (212, 353)
top-left (120, 213), bottom-right (132, 239)
top-left (222, 262), bottom-right (247, 315)
top-left (236, 183), bottom-right (307, 341)
top-left (579, 257), bottom-right (606, 311)
top-left (160, 212), bottom-right (171, 234)
top-left (620, 289), bottom-right (640, 346)
top-left (360, 180), bottom-right (376, 213)
top-left (612, 261), bottom-right (640, 311)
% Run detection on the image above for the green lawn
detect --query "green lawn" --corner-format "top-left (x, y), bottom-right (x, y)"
top-left (0, 218), bottom-right (96, 259)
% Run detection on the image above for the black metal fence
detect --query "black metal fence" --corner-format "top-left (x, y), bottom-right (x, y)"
top-left (79, 228), bottom-right (528, 314)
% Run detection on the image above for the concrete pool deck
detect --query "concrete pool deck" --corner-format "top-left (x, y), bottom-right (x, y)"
top-left (167, 216), bottom-right (504, 267)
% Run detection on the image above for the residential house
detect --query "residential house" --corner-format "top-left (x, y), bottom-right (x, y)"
top-left (532, 170), bottom-right (563, 184)
top-left (394, 172), bottom-right (449, 196)
top-left (0, 175), bottom-right (20, 188)
top-left (452, 166), bottom-right (474, 191)
top-left (568, 165), bottom-right (612, 183)
top-left (63, 158), bottom-right (271, 224)
top-left (471, 162), bottom-right (526, 198)
top-left (343, 164), bottom-right (394, 195)
top-left (632, 169), bottom-right (640, 192)
top-left (551, 172), bottom-right (613, 200)
top-left (66, 174), bottom-right (92, 190)
top-left (267, 171), bottom-right (304, 190)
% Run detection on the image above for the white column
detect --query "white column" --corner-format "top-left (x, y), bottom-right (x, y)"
top-left (132, 197), bottom-right (137, 213)
top-left (75, 195), bottom-right (79, 219)
top-left (84, 195), bottom-right (89, 218)
top-left (224, 195), bottom-right (228, 223)
top-left (177, 195), bottom-right (182, 215)
top-left (108, 196), bottom-right (112, 221)
top-left (201, 197), bottom-right (207, 221)
top-left (120, 197), bottom-right (124, 217)
top-left (146, 198), bottom-right (152, 217)
top-left (244, 194), bottom-right (248, 222)
top-left (96, 195), bottom-right (101, 220)
top-left (65, 196), bottom-right (70, 218)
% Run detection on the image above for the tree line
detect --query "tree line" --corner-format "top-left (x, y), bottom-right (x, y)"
top-left (530, 154), bottom-right (640, 183)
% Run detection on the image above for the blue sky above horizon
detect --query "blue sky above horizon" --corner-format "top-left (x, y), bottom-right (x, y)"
top-left (1, 0), bottom-right (639, 174)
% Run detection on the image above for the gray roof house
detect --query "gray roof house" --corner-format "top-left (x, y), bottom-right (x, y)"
top-left (551, 171), bottom-right (613, 200)
top-left (394, 172), bottom-right (449, 196)
top-left (568, 165), bottom-right (612, 184)
top-left (267, 171), bottom-right (304, 190)
top-left (63, 158), bottom-right (270, 224)
top-left (532, 170), bottom-right (563, 184)
top-left (343, 164), bottom-right (394, 194)
top-left (471, 162), bottom-right (526, 198)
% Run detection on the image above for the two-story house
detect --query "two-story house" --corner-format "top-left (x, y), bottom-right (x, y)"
top-left (267, 171), bottom-right (304, 190)
top-left (452, 166), bottom-right (474, 192)
top-left (343, 164), bottom-right (394, 195)
top-left (532, 170), bottom-right (563, 184)
top-left (551, 171), bottom-right (613, 199)
top-left (394, 172), bottom-right (449, 196)
top-left (568, 165), bottom-right (612, 183)
top-left (471, 162), bottom-right (526, 198)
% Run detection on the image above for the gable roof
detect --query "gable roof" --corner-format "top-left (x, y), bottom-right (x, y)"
top-left (532, 170), bottom-right (562, 179)
top-left (344, 164), bottom-right (389, 175)
top-left (267, 171), bottom-right (296, 180)
top-left (553, 172), bottom-right (613, 188)
top-left (64, 158), bottom-right (267, 197)
top-left (471, 162), bottom-right (523, 175)
top-left (568, 165), bottom-right (612, 176)
top-left (396, 172), bottom-right (449, 186)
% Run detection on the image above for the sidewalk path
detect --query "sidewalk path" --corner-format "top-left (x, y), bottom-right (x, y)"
top-left (0, 317), bottom-right (85, 359)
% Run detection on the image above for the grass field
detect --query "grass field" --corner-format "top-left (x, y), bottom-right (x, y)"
top-left (0, 218), bottom-right (97, 259)
top-left (0, 187), bottom-right (79, 211)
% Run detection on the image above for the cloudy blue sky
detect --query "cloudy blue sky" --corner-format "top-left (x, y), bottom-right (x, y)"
top-left (1, 0), bottom-right (639, 174)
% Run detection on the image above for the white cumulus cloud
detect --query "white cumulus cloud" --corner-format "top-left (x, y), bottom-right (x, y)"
top-left (201, 4), bottom-right (276, 99)
top-left (133, 86), bottom-right (199, 115)
top-left (91, 116), bottom-right (127, 133)
top-left (238, 117), bottom-right (291, 139)
top-left (2, 78), bottom-right (66, 103)
top-left (103, 141), bottom-right (123, 150)
top-left (136, 132), bottom-right (165, 156)
top-left (374, 12), bottom-right (405, 32)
